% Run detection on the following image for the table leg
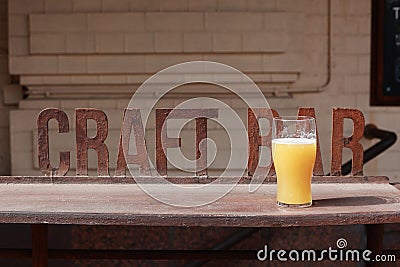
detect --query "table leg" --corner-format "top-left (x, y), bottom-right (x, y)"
top-left (31, 224), bottom-right (48, 267)
top-left (365, 224), bottom-right (384, 267)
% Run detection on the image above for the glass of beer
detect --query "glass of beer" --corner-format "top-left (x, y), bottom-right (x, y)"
top-left (272, 116), bottom-right (316, 208)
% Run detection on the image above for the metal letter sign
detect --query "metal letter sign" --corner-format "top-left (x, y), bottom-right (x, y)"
top-left (37, 107), bottom-right (364, 177)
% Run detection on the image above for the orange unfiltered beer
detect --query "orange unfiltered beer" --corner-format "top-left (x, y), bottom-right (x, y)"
top-left (272, 137), bottom-right (316, 206)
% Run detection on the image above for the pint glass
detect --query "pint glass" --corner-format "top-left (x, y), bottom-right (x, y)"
top-left (272, 116), bottom-right (316, 207)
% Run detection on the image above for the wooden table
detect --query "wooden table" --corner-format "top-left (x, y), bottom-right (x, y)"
top-left (0, 176), bottom-right (398, 266)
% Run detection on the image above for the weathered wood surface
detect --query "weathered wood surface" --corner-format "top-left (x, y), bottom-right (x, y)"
top-left (0, 176), bottom-right (389, 184)
top-left (0, 176), bottom-right (399, 227)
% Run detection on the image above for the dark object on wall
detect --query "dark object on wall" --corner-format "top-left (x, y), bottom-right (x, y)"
top-left (371, 0), bottom-right (400, 105)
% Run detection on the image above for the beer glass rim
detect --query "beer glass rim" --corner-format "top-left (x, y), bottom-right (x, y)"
top-left (273, 116), bottom-right (315, 122)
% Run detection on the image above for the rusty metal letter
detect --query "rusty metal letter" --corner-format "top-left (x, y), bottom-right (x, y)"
top-left (115, 109), bottom-right (150, 177)
top-left (195, 117), bottom-right (208, 176)
top-left (76, 108), bottom-right (109, 176)
top-left (331, 108), bottom-right (365, 176)
top-left (247, 108), bottom-right (279, 176)
top-left (156, 109), bottom-right (218, 176)
top-left (298, 107), bottom-right (324, 175)
top-left (156, 109), bottom-right (176, 176)
top-left (37, 108), bottom-right (70, 176)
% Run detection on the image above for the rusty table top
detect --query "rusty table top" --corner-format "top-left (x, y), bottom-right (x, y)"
top-left (0, 176), bottom-right (399, 227)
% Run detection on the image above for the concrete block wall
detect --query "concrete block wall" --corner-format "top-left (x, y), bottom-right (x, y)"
top-left (6, 0), bottom-right (400, 182)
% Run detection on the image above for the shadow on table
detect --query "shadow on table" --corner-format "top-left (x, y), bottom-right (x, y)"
top-left (312, 196), bottom-right (396, 207)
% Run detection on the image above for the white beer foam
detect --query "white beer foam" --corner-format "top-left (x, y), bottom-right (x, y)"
top-left (272, 137), bottom-right (316, 145)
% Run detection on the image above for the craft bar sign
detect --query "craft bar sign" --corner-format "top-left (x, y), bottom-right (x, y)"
top-left (35, 61), bottom-right (367, 206)
top-left (37, 107), bottom-right (365, 178)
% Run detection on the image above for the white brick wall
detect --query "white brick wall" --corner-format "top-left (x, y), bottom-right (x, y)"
top-left (10, 56), bottom-right (58, 74)
top-left (213, 33), bottom-right (242, 52)
top-left (130, 0), bottom-right (159, 12)
top-left (73, 0), bottom-right (102, 12)
top-left (188, 0), bottom-right (217, 11)
top-left (159, 0), bottom-right (188, 11)
top-left (125, 32), bottom-right (154, 53)
top-left (95, 33), bottom-right (124, 53)
top-left (10, 6), bottom-right (303, 88)
top-left (30, 33), bottom-right (65, 54)
top-left (87, 55), bottom-right (145, 73)
top-left (45, 0), bottom-right (73, 13)
top-left (206, 12), bottom-right (263, 30)
top-left (6, 0), bottom-right (400, 182)
top-left (9, 0), bottom-right (44, 14)
top-left (102, 0), bottom-right (130, 12)
top-left (30, 14), bottom-right (87, 33)
top-left (58, 56), bottom-right (87, 73)
top-left (183, 32), bottom-right (213, 52)
top-left (242, 32), bottom-right (285, 52)
top-left (8, 15), bottom-right (28, 36)
top-left (155, 32), bottom-right (183, 52)
top-left (247, 0), bottom-right (275, 11)
top-left (66, 33), bottom-right (95, 53)
top-left (147, 12), bottom-right (204, 31)
top-left (88, 13), bottom-right (145, 32)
